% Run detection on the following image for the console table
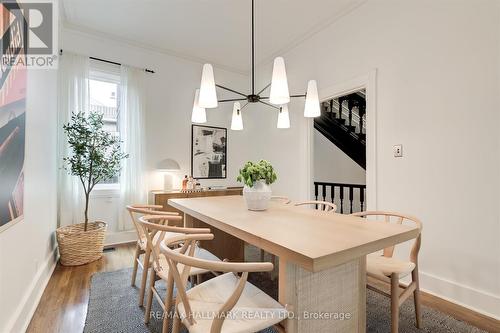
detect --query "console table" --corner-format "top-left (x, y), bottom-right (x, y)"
top-left (148, 187), bottom-right (242, 226)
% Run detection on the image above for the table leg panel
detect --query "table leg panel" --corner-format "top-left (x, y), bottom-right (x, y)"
top-left (283, 257), bottom-right (365, 333)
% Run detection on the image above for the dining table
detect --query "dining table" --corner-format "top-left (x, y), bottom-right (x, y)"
top-left (168, 195), bottom-right (420, 333)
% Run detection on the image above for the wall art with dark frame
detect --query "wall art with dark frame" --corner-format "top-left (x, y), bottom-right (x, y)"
top-left (0, 1), bottom-right (27, 233)
top-left (191, 125), bottom-right (227, 179)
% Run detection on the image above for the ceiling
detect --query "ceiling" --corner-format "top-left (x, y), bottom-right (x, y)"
top-left (61, 0), bottom-right (366, 73)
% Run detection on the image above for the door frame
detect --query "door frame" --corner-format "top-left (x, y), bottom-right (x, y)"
top-left (305, 69), bottom-right (377, 210)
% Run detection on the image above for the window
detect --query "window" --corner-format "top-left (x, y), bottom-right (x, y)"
top-left (89, 60), bottom-right (121, 188)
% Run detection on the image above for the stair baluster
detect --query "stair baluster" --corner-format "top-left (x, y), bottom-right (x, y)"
top-left (359, 104), bottom-right (365, 136)
top-left (338, 97), bottom-right (344, 120)
top-left (360, 187), bottom-right (365, 211)
top-left (348, 99), bottom-right (354, 128)
top-left (313, 182), bottom-right (366, 214)
top-left (339, 185), bottom-right (344, 214)
top-left (349, 187), bottom-right (354, 213)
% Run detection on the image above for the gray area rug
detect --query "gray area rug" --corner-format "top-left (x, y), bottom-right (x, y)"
top-left (84, 267), bottom-right (485, 333)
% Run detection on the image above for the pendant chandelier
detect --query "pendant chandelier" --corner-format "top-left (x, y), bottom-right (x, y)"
top-left (192, 0), bottom-right (320, 130)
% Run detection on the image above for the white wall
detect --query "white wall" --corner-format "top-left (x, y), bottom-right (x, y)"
top-left (313, 130), bottom-right (365, 185)
top-left (61, 27), bottom-right (260, 239)
top-left (254, 0), bottom-right (500, 318)
top-left (314, 130), bottom-right (366, 213)
top-left (0, 68), bottom-right (58, 332)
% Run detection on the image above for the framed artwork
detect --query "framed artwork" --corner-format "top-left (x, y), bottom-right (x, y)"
top-left (191, 125), bottom-right (227, 179)
top-left (0, 1), bottom-right (27, 233)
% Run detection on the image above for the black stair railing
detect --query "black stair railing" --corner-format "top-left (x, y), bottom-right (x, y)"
top-left (314, 181), bottom-right (366, 214)
top-left (315, 92), bottom-right (367, 169)
top-left (323, 92), bottom-right (366, 140)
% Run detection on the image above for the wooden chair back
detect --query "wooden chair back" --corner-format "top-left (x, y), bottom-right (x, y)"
top-left (295, 200), bottom-right (337, 212)
top-left (160, 234), bottom-right (274, 332)
top-left (350, 211), bottom-right (422, 263)
top-left (136, 215), bottom-right (209, 270)
top-left (270, 196), bottom-right (291, 204)
top-left (126, 204), bottom-right (178, 240)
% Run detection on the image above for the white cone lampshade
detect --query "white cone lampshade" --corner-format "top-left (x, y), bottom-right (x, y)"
top-left (304, 80), bottom-right (320, 117)
top-left (191, 89), bottom-right (207, 123)
top-left (269, 57), bottom-right (290, 105)
top-left (198, 64), bottom-right (218, 108)
top-left (277, 105), bottom-right (290, 129)
top-left (231, 102), bottom-right (243, 130)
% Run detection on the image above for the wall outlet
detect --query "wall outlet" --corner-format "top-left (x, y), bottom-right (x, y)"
top-left (393, 144), bottom-right (403, 157)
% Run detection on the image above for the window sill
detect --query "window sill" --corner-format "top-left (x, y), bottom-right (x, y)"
top-left (91, 184), bottom-right (120, 198)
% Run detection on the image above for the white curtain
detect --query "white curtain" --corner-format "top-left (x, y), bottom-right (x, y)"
top-left (57, 53), bottom-right (89, 227)
top-left (118, 65), bottom-right (147, 230)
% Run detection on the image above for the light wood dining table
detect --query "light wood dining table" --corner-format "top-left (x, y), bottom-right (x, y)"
top-left (169, 195), bottom-right (420, 333)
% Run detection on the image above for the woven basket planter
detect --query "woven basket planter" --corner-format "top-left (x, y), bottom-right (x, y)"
top-left (56, 221), bottom-right (107, 266)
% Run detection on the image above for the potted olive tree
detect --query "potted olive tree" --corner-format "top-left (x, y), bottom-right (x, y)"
top-left (56, 112), bottom-right (128, 266)
top-left (237, 160), bottom-right (277, 211)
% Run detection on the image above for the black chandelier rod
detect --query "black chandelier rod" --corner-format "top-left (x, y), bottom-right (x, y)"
top-left (218, 98), bottom-right (247, 103)
top-left (259, 100), bottom-right (279, 110)
top-left (215, 84), bottom-right (247, 98)
top-left (256, 82), bottom-right (270, 96)
top-left (214, 0), bottom-right (308, 108)
top-left (251, 0), bottom-right (255, 95)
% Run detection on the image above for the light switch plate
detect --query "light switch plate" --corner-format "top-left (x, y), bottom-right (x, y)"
top-left (393, 144), bottom-right (403, 157)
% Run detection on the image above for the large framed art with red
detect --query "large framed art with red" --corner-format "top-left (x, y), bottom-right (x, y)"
top-left (0, 1), bottom-right (27, 232)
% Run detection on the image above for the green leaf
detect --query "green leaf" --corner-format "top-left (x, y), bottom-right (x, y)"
top-left (236, 159), bottom-right (277, 187)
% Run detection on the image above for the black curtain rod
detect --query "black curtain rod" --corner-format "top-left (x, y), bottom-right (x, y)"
top-left (59, 49), bottom-right (155, 74)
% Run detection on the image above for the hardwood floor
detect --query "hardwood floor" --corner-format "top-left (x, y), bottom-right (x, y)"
top-left (26, 244), bottom-right (135, 333)
top-left (367, 277), bottom-right (500, 333)
top-left (27, 244), bottom-right (500, 333)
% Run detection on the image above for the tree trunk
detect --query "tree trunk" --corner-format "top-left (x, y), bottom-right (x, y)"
top-left (84, 192), bottom-right (90, 232)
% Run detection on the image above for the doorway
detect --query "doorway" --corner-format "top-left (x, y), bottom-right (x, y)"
top-left (306, 70), bottom-right (377, 212)
top-left (313, 89), bottom-right (366, 213)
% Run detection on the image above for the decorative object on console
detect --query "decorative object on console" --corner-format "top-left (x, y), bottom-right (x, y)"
top-left (192, 0), bottom-right (321, 130)
top-left (191, 125), bottom-right (227, 179)
top-left (157, 158), bottom-right (180, 191)
top-left (57, 112), bottom-right (128, 266)
top-left (237, 160), bottom-right (277, 211)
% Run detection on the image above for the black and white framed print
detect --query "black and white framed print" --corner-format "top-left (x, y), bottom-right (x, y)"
top-left (191, 125), bottom-right (227, 179)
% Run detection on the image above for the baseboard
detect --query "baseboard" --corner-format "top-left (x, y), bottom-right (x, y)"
top-left (419, 270), bottom-right (500, 320)
top-left (4, 247), bottom-right (58, 333)
top-left (104, 230), bottom-right (137, 246)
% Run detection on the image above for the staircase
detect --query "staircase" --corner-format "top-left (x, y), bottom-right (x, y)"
top-left (314, 91), bottom-right (366, 169)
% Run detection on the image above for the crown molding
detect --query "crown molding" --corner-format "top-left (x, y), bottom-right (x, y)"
top-left (60, 0), bottom-right (368, 77)
top-left (256, 0), bottom-right (368, 68)
top-left (61, 21), bottom-right (248, 76)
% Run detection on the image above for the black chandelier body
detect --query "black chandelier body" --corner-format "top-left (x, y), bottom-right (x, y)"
top-left (214, 0), bottom-right (306, 111)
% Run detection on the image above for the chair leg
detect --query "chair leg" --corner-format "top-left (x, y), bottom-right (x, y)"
top-left (270, 255), bottom-right (278, 280)
top-left (131, 243), bottom-right (140, 286)
top-left (144, 269), bottom-right (156, 324)
top-left (260, 249), bottom-right (265, 261)
top-left (139, 249), bottom-right (151, 307)
top-left (412, 266), bottom-right (422, 328)
top-left (162, 273), bottom-right (175, 333)
top-left (172, 312), bottom-right (181, 333)
top-left (391, 273), bottom-right (400, 333)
